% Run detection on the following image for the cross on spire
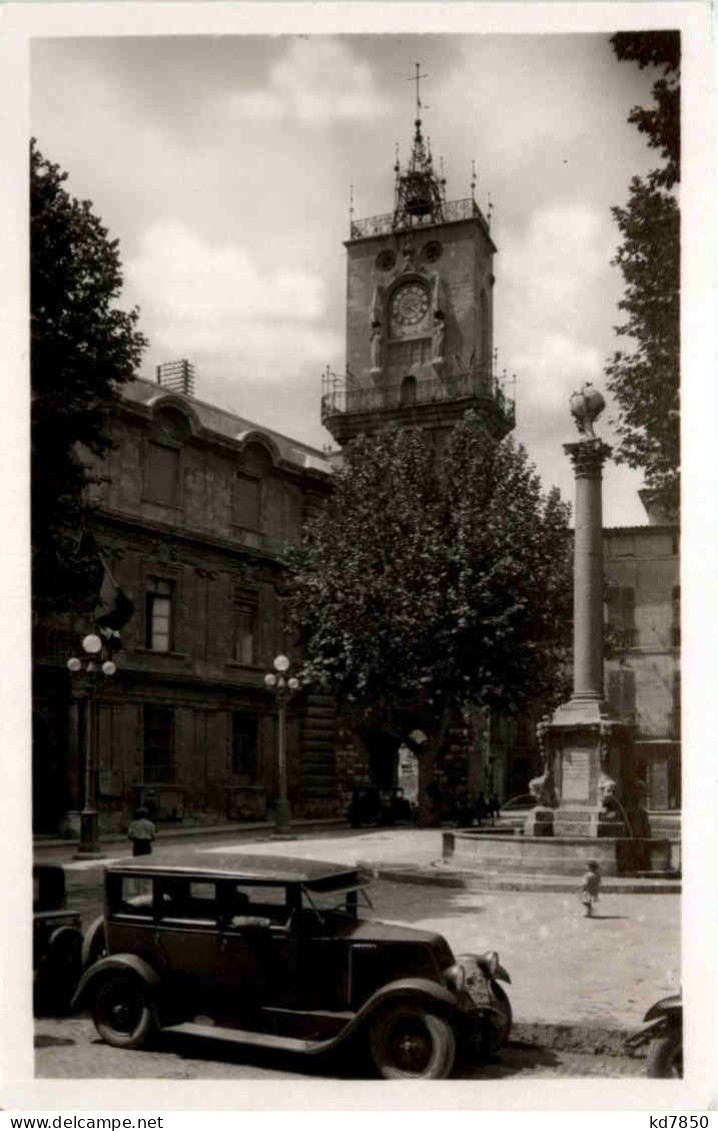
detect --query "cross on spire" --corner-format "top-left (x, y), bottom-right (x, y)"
top-left (407, 61), bottom-right (428, 120)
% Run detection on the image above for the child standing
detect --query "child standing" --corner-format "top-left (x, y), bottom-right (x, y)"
top-left (579, 860), bottom-right (601, 917)
top-left (128, 806), bottom-right (156, 856)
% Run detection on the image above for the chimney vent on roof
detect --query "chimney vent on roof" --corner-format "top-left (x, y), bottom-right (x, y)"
top-left (156, 359), bottom-right (196, 397)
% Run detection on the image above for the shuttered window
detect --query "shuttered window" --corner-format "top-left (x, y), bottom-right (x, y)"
top-left (143, 706), bottom-right (174, 784)
top-left (233, 474), bottom-right (261, 530)
top-left (146, 443), bottom-right (179, 507)
top-left (233, 588), bottom-right (258, 665)
top-left (232, 714), bottom-right (259, 776)
top-left (607, 668), bottom-right (636, 716)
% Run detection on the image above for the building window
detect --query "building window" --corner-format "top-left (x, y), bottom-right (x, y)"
top-left (233, 474), bottom-right (261, 530)
top-left (672, 670), bottom-right (681, 739)
top-left (146, 577), bottom-right (174, 652)
top-left (671, 585), bottom-right (681, 647)
top-left (146, 442), bottom-right (179, 507)
top-left (386, 337), bottom-right (430, 380)
top-left (605, 585), bottom-right (636, 648)
top-left (232, 713), bottom-right (259, 776)
top-left (143, 705), bottom-right (174, 783)
top-left (607, 668), bottom-right (636, 718)
top-left (400, 375), bottom-right (417, 406)
top-left (480, 289), bottom-right (490, 369)
top-left (233, 589), bottom-right (258, 665)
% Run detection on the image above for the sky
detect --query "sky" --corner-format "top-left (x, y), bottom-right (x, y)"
top-left (31, 31), bottom-right (664, 526)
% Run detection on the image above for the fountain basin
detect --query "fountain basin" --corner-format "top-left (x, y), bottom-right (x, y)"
top-left (443, 829), bottom-right (677, 877)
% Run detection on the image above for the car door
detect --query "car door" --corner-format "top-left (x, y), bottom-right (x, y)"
top-left (152, 878), bottom-right (224, 1014)
top-left (217, 882), bottom-right (300, 1011)
top-left (105, 873), bottom-right (161, 969)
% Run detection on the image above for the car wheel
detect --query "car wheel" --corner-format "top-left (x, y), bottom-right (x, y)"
top-left (369, 1004), bottom-right (456, 1079)
top-left (646, 1029), bottom-right (682, 1078)
top-left (92, 973), bottom-right (155, 1050)
top-left (492, 982), bottom-right (513, 1045)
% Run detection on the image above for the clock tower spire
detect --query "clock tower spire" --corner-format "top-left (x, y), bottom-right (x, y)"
top-left (393, 63), bottom-right (446, 229)
top-left (322, 67), bottom-right (515, 447)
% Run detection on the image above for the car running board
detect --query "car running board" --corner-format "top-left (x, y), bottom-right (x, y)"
top-left (162, 1021), bottom-right (329, 1054)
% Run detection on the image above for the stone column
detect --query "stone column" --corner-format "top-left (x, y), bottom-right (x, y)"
top-left (566, 439), bottom-right (611, 702)
top-left (525, 385), bottom-right (632, 846)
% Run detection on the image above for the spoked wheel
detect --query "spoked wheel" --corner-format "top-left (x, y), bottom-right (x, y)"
top-left (369, 1004), bottom-right (456, 1079)
top-left (491, 983), bottom-right (513, 1045)
top-left (646, 1030), bottom-right (683, 1078)
top-left (93, 974), bottom-right (155, 1049)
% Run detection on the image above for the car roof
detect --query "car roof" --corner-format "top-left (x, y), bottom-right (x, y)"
top-left (105, 852), bottom-right (371, 890)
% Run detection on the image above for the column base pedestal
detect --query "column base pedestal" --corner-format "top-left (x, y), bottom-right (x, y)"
top-left (553, 808), bottom-right (626, 839)
top-left (524, 808), bottom-right (555, 837)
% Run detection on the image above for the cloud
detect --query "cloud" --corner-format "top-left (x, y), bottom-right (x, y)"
top-left (228, 39), bottom-right (388, 124)
top-left (125, 219), bottom-right (341, 379)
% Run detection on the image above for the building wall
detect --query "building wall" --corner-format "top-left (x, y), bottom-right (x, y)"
top-left (603, 525), bottom-right (680, 810)
top-left (33, 380), bottom-right (335, 834)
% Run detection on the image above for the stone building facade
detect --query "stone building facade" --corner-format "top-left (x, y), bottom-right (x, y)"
top-left (32, 376), bottom-right (337, 834)
top-left (603, 522), bottom-right (680, 810)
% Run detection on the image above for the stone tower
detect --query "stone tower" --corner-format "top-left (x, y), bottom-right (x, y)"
top-left (322, 69), bottom-right (515, 447)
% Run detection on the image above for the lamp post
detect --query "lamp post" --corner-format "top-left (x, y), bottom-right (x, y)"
top-left (264, 654), bottom-right (300, 837)
top-left (67, 632), bottom-right (117, 859)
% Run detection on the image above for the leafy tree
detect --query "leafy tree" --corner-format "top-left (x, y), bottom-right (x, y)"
top-left (31, 140), bottom-right (148, 616)
top-left (606, 32), bottom-right (680, 519)
top-left (285, 418), bottom-right (572, 823)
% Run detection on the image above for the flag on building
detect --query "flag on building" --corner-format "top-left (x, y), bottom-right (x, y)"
top-left (94, 557), bottom-right (135, 633)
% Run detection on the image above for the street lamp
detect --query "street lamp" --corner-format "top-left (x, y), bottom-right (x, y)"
top-left (264, 654), bottom-right (300, 836)
top-left (67, 632), bottom-right (118, 858)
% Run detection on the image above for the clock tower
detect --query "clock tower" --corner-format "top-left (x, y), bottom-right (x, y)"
top-left (322, 71), bottom-right (515, 447)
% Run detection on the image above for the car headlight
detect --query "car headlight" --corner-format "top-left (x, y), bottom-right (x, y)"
top-left (477, 950), bottom-right (499, 978)
top-left (444, 962), bottom-right (466, 994)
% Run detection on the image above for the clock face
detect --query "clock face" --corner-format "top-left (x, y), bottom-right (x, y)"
top-left (391, 283), bottom-right (430, 331)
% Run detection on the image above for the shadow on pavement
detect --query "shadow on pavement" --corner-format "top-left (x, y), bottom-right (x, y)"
top-left (34, 1035), bottom-right (76, 1049)
top-left (458, 1040), bottom-right (560, 1079)
top-left (144, 1030), bottom-right (559, 1081)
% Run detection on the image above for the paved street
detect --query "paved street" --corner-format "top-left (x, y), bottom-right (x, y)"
top-left (34, 826), bottom-right (679, 1079)
top-left (34, 1013), bottom-right (646, 1080)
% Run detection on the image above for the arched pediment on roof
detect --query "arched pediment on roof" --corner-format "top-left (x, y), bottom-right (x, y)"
top-left (235, 430), bottom-right (281, 473)
top-left (147, 394), bottom-right (200, 442)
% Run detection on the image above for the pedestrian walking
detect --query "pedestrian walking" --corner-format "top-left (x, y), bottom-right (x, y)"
top-left (579, 860), bottom-right (601, 917)
top-left (128, 806), bottom-right (156, 857)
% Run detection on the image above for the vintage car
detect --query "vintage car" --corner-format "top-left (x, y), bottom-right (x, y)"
top-left (74, 852), bottom-right (512, 1079)
top-left (33, 862), bottom-right (84, 1013)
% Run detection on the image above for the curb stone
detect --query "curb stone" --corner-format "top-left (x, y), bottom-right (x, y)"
top-left (361, 862), bottom-right (681, 894)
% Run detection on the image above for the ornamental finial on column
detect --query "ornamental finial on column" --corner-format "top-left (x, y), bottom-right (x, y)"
top-left (569, 382), bottom-right (605, 439)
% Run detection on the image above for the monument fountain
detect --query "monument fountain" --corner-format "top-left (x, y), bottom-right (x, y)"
top-left (445, 385), bottom-right (678, 879)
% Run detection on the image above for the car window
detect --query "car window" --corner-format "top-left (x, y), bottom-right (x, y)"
top-left (301, 886), bottom-right (371, 915)
top-left (226, 883), bottom-right (289, 926)
top-left (116, 876), bottom-right (154, 916)
top-left (156, 878), bottom-right (218, 924)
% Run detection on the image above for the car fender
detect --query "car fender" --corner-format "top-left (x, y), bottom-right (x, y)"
top-left (46, 924), bottom-right (83, 954)
top-left (81, 916), bottom-right (107, 969)
top-left (644, 994), bottom-right (682, 1023)
top-left (311, 978), bottom-right (462, 1055)
top-left (71, 953), bottom-right (161, 1012)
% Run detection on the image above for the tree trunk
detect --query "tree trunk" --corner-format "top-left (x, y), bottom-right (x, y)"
top-left (416, 709), bottom-right (452, 827)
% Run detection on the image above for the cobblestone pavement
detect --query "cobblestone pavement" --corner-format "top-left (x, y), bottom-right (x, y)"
top-left (34, 1014), bottom-right (647, 1080)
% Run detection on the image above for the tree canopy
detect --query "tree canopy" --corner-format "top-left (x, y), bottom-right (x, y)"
top-left (606, 32), bottom-right (680, 520)
top-left (285, 418), bottom-right (572, 820)
top-left (31, 140), bottom-right (148, 616)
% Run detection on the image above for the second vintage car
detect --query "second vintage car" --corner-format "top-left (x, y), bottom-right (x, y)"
top-left (74, 852), bottom-right (512, 1078)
